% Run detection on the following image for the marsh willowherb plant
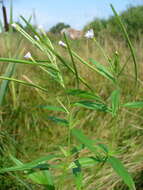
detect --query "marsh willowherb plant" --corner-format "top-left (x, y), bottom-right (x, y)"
top-left (0, 4), bottom-right (141, 190)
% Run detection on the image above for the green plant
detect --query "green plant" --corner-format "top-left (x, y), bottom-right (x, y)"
top-left (84, 5), bottom-right (143, 40)
top-left (0, 4), bottom-right (142, 190)
top-left (49, 22), bottom-right (70, 34)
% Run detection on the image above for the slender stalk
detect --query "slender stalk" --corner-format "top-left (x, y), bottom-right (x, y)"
top-left (0, 76), bottom-right (48, 93)
top-left (64, 33), bottom-right (79, 89)
top-left (111, 4), bottom-right (138, 83)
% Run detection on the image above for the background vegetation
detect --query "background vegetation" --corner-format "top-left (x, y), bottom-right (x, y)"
top-left (84, 5), bottom-right (143, 39)
top-left (0, 4), bottom-right (143, 190)
top-left (49, 22), bottom-right (70, 34)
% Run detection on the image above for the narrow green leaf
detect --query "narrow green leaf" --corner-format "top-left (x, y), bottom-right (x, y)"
top-left (28, 170), bottom-right (55, 189)
top-left (64, 33), bottom-right (79, 88)
top-left (122, 101), bottom-right (143, 108)
top-left (113, 51), bottom-right (120, 75)
top-left (38, 105), bottom-right (67, 112)
top-left (108, 156), bottom-right (136, 190)
top-left (0, 58), bottom-right (58, 71)
top-left (0, 76), bottom-right (48, 93)
top-left (90, 59), bottom-right (115, 83)
top-left (10, 155), bottom-right (55, 189)
top-left (10, 156), bottom-right (49, 171)
top-left (0, 63), bottom-right (16, 106)
top-left (48, 116), bottom-right (69, 126)
top-left (110, 4), bottom-right (137, 83)
top-left (72, 50), bottom-right (115, 84)
top-left (74, 100), bottom-right (111, 112)
top-left (111, 89), bottom-right (120, 116)
top-left (0, 154), bottom-right (56, 173)
top-left (67, 89), bottom-right (102, 102)
top-left (69, 157), bottom-right (100, 169)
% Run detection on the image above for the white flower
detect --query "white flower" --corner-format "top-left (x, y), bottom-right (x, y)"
top-left (58, 41), bottom-right (67, 47)
top-left (24, 52), bottom-right (32, 59)
top-left (38, 25), bottom-right (44, 31)
top-left (34, 35), bottom-right (40, 41)
top-left (11, 23), bottom-right (17, 28)
top-left (84, 29), bottom-right (94, 39)
top-left (37, 25), bottom-right (46, 34)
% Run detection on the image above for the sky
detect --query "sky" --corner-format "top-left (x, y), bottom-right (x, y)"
top-left (1, 0), bottom-right (143, 30)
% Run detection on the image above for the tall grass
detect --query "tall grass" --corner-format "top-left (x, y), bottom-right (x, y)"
top-left (0, 5), bottom-right (143, 190)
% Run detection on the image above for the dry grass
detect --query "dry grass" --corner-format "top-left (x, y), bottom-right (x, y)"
top-left (0, 33), bottom-right (143, 189)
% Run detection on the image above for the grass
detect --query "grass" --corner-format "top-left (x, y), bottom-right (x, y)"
top-left (0, 10), bottom-right (143, 189)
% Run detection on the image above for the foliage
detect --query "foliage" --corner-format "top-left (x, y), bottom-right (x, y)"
top-left (49, 22), bottom-right (70, 34)
top-left (84, 18), bottom-right (107, 35)
top-left (84, 5), bottom-right (143, 39)
top-left (0, 3), bottom-right (143, 190)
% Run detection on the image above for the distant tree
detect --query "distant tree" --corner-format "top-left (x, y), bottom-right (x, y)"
top-left (49, 22), bottom-right (70, 34)
top-left (121, 5), bottom-right (143, 38)
top-left (84, 5), bottom-right (143, 39)
top-left (108, 5), bottom-right (143, 39)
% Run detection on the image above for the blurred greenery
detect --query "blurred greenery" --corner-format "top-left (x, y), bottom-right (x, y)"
top-left (84, 5), bottom-right (143, 39)
top-left (49, 22), bottom-right (70, 34)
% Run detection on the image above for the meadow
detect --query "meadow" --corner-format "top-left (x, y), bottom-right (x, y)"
top-left (0, 6), bottom-right (143, 190)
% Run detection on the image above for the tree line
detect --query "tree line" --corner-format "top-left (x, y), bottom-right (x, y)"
top-left (49, 5), bottom-right (143, 39)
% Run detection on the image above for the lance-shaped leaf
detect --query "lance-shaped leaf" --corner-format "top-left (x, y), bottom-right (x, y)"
top-left (48, 116), bottom-right (69, 126)
top-left (64, 33), bottom-right (79, 88)
top-left (38, 105), bottom-right (67, 113)
top-left (90, 59), bottom-right (115, 83)
top-left (122, 101), bottom-right (143, 108)
top-left (0, 63), bottom-right (16, 106)
top-left (73, 100), bottom-right (111, 112)
top-left (10, 155), bottom-right (55, 190)
top-left (0, 154), bottom-right (56, 173)
top-left (67, 89), bottom-right (102, 102)
top-left (28, 170), bottom-right (55, 189)
top-left (69, 157), bottom-right (101, 169)
top-left (0, 76), bottom-right (48, 93)
top-left (111, 89), bottom-right (120, 116)
top-left (108, 156), bottom-right (136, 190)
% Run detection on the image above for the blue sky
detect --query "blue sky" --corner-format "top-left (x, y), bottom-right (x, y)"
top-left (1, 0), bottom-right (143, 30)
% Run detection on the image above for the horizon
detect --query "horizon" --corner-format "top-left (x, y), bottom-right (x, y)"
top-left (0, 0), bottom-right (143, 30)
